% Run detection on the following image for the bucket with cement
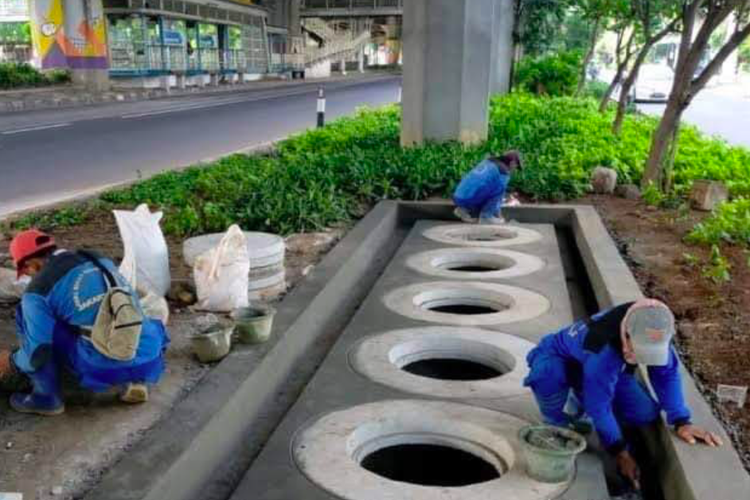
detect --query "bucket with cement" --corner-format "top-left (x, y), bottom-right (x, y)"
top-left (189, 324), bottom-right (234, 363)
top-left (518, 424), bottom-right (586, 483)
top-left (232, 305), bottom-right (276, 344)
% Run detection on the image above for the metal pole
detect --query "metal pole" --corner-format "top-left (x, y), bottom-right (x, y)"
top-left (317, 87), bottom-right (326, 127)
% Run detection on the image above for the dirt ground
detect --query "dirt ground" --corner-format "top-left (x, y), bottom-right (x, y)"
top-left (0, 211), bottom-right (344, 500)
top-left (584, 194), bottom-right (750, 472)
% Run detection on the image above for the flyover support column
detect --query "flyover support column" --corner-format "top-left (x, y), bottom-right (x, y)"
top-left (401, 0), bottom-right (495, 146)
top-left (358, 47), bottom-right (365, 73)
top-left (490, 0), bottom-right (515, 95)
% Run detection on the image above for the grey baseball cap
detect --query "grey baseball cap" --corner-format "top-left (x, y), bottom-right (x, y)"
top-left (623, 301), bottom-right (675, 366)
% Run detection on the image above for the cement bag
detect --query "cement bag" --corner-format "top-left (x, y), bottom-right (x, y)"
top-left (141, 291), bottom-right (170, 325)
top-left (0, 268), bottom-right (29, 303)
top-left (114, 204), bottom-right (171, 297)
top-left (194, 225), bottom-right (250, 312)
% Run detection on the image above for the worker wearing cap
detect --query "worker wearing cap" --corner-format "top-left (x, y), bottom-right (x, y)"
top-left (524, 299), bottom-right (722, 490)
top-left (0, 229), bottom-right (169, 416)
top-left (453, 150), bottom-right (522, 225)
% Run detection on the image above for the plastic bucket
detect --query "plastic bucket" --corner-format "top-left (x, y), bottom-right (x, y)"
top-left (189, 324), bottom-right (233, 363)
top-left (518, 424), bottom-right (587, 483)
top-left (232, 305), bottom-right (276, 345)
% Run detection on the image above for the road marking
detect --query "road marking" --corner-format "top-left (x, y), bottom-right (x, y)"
top-left (2, 122), bottom-right (70, 135)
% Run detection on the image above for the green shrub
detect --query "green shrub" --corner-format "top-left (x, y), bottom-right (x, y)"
top-left (686, 198), bottom-right (750, 247)
top-left (50, 93), bottom-right (748, 237)
top-left (583, 80), bottom-right (610, 101)
top-left (0, 63), bottom-right (70, 89)
top-left (514, 51), bottom-right (582, 97)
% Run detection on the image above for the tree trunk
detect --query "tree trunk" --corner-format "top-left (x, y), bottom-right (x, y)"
top-left (577, 17), bottom-right (602, 96)
top-left (643, 96), bottom-right (686, 189)
top-left (599, 64), bottom-right (626, 112)
top-left (612, 47), bottom-right (649, 135)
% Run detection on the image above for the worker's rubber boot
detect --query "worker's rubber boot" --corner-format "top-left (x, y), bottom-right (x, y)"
top-left (10, 362), bottom-right (64, 416)
top-left (120, 382), bottom-right (149, 404)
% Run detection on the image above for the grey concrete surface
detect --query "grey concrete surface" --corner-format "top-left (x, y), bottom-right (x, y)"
top-left (85, 202), bottom-right (407, 500)
top-left (490, 0), bottom-right (515, 95)
top-left (0, 75), bottom-right (401, 218)
top-left (230, 216), bottom-right (609, 500)
top-left (401, 0), bottom-right (495, 145)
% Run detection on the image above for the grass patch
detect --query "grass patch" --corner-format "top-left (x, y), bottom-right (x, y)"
top-left (687, 198), bottom-right (750, 247)
top-left (8, 93), bottom-right (750, 237)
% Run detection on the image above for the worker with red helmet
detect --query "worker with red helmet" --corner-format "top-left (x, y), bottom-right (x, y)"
top-left (0, 229), bottom-right (169, 416)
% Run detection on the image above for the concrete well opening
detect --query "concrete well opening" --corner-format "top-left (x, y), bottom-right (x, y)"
top-left (422, 224), bottom-right (543, 248)
top-left (407, 248), bottom-right (545, 280)
top-left (384, 282), bottom-right (550, 326)
top-left (359, 442), bottom-right (502, 486)
top-left (388, 336), bottom-right (513, 381)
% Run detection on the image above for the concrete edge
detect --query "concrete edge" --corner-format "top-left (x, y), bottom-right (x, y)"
top-left (399, 200), bottom-right (750, 500)
top-left (84, 201), bottom-right (404, 500)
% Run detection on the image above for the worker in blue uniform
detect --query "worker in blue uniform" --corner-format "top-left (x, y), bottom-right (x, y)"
top-left (0, 229), bottom-right (169, 416)
top-left (453, 150), bottom-right (522, 225)
top-left (525, 299), bottom-right (723, 490)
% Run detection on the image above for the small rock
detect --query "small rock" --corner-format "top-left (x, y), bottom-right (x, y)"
top-left (5, 441), bottom-right (13, 449)
top-left (615, 184), bottom-right (641, 200)
top-left (591, 167), bottom-right (618, 194)
top-left (301, 265), bottom-right (314, 277)
top-left (646, 205), bottom-right (658, 212)
top-left (690, 180), bottom-right (728, 211)
top-left (23, 453), bottom-right (33, 462)
top-left (52, 486), bottom-right (63, 495)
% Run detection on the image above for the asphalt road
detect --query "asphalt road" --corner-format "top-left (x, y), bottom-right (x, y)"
top-left (638, 83), bottom-right (750, 148)
top-left (0, 75), bottom-right (402, 217)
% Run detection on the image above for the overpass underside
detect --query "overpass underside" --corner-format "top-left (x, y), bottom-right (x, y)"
top-left (300, 0), bottom-right (402, 18)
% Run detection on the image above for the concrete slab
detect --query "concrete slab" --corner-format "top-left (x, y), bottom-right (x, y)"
top-left (230, 220), bottom-right (604, 500)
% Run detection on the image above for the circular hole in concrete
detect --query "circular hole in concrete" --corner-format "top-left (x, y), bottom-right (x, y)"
top-left (423, 224), bottom-right (543, 248)
top-left (360, 442), bottom-right (501, 487)
top-left (401, 359), bottom-right (502, 380)
top-left (387, 336), bottom-right (514, 382)
top-left (384, 282), bottom-right (550, 326)
top-left (415, 289), bottom-right (512, 316)
top-left (408, 249), bottom-right (546, 280)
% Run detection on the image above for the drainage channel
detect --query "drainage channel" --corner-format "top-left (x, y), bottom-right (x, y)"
top-left (230, 219), bottom-right (610, 500)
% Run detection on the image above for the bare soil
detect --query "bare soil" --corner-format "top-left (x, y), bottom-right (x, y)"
top-left (584, 195), bottom-right (750, 472)
top-left (0, 211), bottom-right (345, 500)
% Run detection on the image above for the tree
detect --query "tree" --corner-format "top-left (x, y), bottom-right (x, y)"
top-left (573, 0), bottom-right (615, 95)
top-left (612, 0), bottom-right (681, 134)
top-left (643, 0), bottom-right (750, 190)
top-left (599, 21), bottom-right (639, 111)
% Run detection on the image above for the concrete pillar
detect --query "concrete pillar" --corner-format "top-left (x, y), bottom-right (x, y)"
top-left (401, 0), bottom-right (495, 146)
top-left (358, 47), bottom-right (365, 73)
top-left (177, 74), bottom-right (187, 89)
top-left (341, 58), bottom-right (347, 75)
top-left (289, 0), bottom-right (302, 37)
top-left (490, 0), bottom-right (515, 95)
top-left (385, 16), bottom-right (402, 65)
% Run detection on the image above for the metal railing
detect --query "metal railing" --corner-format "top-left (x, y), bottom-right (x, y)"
top-left (0, 0), bottom-right (28, 17)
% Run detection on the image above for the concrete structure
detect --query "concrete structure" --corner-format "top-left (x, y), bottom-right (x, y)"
top-left (490, 0), bottom-right (514, 95)
top-left (400, 0), bottom-right (496, 146)
top-left (84, 202), bottom-right (750, 500)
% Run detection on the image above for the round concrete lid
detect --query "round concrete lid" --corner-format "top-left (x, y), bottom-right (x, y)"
top-left (405, 248), bottom-right (545, 280)
top-left (383, 281), bottom-right (550, 326)
top-left (292, 399), bottom-right (568, 500)
top-left (422, 224), bottom-right (543, 248)
top-left (183, 232), bottom-right (285, 268)
top-left (349, 327), bottom-right (534, 399)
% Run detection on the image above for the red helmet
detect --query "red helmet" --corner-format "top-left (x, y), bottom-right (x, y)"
top-left (9, 229), bottom-right (56, 278)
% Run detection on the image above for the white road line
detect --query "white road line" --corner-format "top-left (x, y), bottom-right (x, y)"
top-left (2, 122), bottom-right (71, 135)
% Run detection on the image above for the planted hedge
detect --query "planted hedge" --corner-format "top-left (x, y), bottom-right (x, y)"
top-left (30, 93), bottom-right (747, 236)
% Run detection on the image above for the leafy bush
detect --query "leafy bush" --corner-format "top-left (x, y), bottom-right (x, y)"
top-left (686, 198), bottom-right (750, 247)
top-left (583, 80), bottom-right (610, 101)
top-left (0, 63), bottom-right (70, 89)
top-left (35, 93), bottom-right (744, 237)
top-left (514, 51), bottom-right (582, 97)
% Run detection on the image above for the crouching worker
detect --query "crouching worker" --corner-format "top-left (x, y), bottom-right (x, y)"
top-left (524, 299), bottom-right (722, 490)
top-left (453, 150), bottom-right (523, 225)
top-left (0, 229), bottom-right (169, 416)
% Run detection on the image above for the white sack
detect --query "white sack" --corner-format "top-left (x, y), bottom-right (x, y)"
top-left (194, 225), bottom-right (250, 312)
